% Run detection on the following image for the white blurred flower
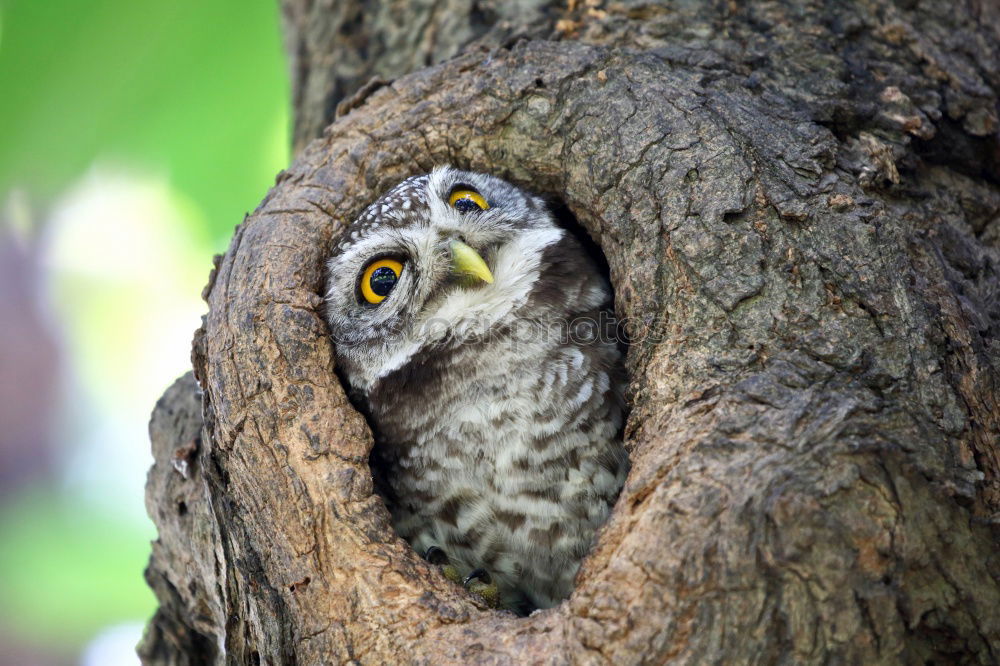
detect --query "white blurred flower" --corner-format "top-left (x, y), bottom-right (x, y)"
top-left (43, 164), bottom-right (209, 521)
top-left (81, 621), bottom-right (144, 666)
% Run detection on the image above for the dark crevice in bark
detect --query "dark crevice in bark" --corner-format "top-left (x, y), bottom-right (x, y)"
top-left (913, 118), bottom-right (1000, 184)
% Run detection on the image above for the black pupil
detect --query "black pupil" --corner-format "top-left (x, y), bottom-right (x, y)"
top-left (454, 197), bottom-right (481, 213)
top-left (369, 266), bottom-right (398, 297)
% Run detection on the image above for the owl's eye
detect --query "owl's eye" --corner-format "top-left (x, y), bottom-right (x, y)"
top-left (449, 188), bottom-right (489, 213)
top-left (360, 258), bottom-right (404, 305)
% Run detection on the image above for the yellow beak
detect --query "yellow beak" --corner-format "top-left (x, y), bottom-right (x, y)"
top-left (450, 239), bottom-right (494, 284)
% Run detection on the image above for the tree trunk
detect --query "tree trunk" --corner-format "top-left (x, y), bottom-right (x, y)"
top-left (140, 1), bottom-right (1000, 663)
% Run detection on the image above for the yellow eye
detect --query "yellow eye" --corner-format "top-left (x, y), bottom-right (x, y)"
top-left (449, 189), bottom-right (489, 212)
top-left (360, 258), bottom-right (404, 304)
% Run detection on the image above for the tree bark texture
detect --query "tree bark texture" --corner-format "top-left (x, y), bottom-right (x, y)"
top-left (142, 1), bottom-right (1000, 663)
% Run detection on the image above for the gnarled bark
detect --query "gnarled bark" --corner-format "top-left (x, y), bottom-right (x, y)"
top-left (142, 1), bottom-right (1000, 663)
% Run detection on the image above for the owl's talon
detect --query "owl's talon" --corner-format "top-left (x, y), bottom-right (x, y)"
top-left (463, 568), bottom-right (491, 586)
top-left (463, 568), bottom-right (500, 608)
top-left (424, 545), bottom-right (450, 566)
top-left (424, 545), bottom-right (462, 584)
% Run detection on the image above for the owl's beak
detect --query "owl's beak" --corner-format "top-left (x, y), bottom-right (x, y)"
top-left (449, 239), bottom-right (494, 284)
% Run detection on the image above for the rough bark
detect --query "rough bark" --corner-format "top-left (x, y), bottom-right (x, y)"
top-left (142, 1), bottom-right (1000, 663)
top-left (279, 0), bottom-right (559, 154)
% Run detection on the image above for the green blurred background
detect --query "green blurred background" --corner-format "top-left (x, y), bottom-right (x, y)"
top-left (0, 1), bottom-right (289, 663)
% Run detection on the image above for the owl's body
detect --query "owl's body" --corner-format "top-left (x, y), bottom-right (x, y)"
top-left (326, 167), bottom-right (628, 611)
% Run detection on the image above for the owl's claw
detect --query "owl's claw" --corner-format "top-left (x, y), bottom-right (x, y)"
top-left (424, 545), bottom-right (449, 566)
top-left (462, 568), bottom-right (490, 586)
top-left (424, 545), bottom-right (462, 584)
top-left (424, 548), bottom-right (501, 608)
top-left (463, 568), bottom-right (500, 608)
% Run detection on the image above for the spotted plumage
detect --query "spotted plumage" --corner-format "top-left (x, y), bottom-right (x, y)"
top-left (325, 166), bottom-right (628, 612)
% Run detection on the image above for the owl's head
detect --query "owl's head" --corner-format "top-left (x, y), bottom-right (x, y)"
top-left (325, 166), bottom-right (569, 392)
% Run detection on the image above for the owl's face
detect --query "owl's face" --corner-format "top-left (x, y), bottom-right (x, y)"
top-left (326, 166), bottom-right (566, 392)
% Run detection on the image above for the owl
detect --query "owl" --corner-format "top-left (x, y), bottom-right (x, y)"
top-left (325, 166), bottom-right (628, 613)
